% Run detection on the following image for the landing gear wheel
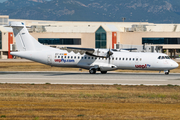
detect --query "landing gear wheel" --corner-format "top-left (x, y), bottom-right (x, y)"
top-left (101, 71), bottom-right (107, 74)
top-left (89, 69), bottom-right (96, 74)
top-left (165, 70), bottom-right (170, 75)
top-left (165, 72), bottom-right (169, 75)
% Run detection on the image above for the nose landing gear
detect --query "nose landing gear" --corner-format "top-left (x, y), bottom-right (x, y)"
top-left (101, 71), bottom-right (107, 74)
top-left (164, 70), bottom-right (170, 75)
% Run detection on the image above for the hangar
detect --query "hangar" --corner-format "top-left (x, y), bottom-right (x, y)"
top-left (0, 15), bottom-right (180, 59)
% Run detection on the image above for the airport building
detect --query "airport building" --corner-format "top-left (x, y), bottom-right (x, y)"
top-left (0, 15), bottom-right (180, 59)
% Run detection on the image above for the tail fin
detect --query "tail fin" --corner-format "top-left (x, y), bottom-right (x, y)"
top-left (10, 21), bottom-right (45, 51)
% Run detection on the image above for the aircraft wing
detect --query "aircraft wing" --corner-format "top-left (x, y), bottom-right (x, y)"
top-left (60, 47), bottom-right (94, 54)
top-left (60, 47), bottom-right (109, 58)
top-left (111, 48), bottom-right (137, 51)
top-left (122, 48), bottom-right (137, 51)
top-left (67, 47), bottom-right (95, 54)
top-left (60, 47), bottom-right (137, 57)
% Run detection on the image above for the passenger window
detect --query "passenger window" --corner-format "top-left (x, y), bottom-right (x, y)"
top-left (85, 57), bottom-right (87, 59)
top-left (136, 58), bottom-right (138, 61)
top-left (133, 58), bottom-right (135, 61)
top-left (126, 58), bottom-right (128, 60)
top-left (74, 56), bottom-right (76, 59)
top-left (116, 58), bottom-right (118, 60)
top-left (68, 56), bottom-right (70, 59)
top-left (140, 58), bottom-right (142, 61)
top-left (78, 56), bottom-right (80, 59)
top-left (58, 56), bottom-right (60, 58)
top-left (61, 56), bottom-right (63, 58)
top-left (64, 56), bottom-right (66, 58)
top-left (162, 56), bottom-right (165, 59)
top-left (123, 58), bottom-right (124, 60)
top-left (95, 57), bottom-right (97, 59)
top-left (129, 58), bottom-right (131, 61)
top-left (92, 57), bottom-right (93, 59)
top-left (112, 58), bottom-right (114, 60)
top-left (88, 57), bottom-right (90, 59)
top-left (119, 58), bottom-right (121, 60)
top-left (158, 56), bottom-right (161, 59)
top-left (71, 56), bottom-right (73, 59)
top-left (55, 56), bottom-right (57, 58)
top-left (81, 57), bottom-right (83, 59)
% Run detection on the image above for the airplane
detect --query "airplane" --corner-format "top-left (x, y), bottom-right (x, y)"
top-left (9, 21), bottom-right (179, 75)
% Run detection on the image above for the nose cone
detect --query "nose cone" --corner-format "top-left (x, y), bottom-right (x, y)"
top-left (174, 62), bottom-right (179, 68)
top-left (171, 61), bottom-right (179, 69)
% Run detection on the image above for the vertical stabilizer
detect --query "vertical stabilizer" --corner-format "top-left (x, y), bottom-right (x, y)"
top-left (10, 22), bottom-right (45, 51)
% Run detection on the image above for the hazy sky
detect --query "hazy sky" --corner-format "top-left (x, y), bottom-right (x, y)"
top-left (0, 0), bottom-right (52, 3)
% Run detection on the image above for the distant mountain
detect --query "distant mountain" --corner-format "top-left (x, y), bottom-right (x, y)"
top-left (0, 0), bottom-right (180, 23)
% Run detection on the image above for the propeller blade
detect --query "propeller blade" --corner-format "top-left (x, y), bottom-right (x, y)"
top-left (109, 56), bottom-right (110, 64)
top-left (107, 48), bottom-right (113, 64)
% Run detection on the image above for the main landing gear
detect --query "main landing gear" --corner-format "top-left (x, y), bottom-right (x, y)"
top-left (89, 68), bottom-right (107, 74)
top-left (89, 68), bottom-right (96, 74)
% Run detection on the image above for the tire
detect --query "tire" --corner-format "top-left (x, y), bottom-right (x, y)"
top-left (89, 69), bottom-right (96, 74)
top-left (101, 71), bottom-right (107, 74)
top-left (165, 72), bottom-right (169, 75)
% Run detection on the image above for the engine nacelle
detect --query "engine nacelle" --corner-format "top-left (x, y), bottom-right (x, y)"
top-left (92, 49), bottom-right (110, 57)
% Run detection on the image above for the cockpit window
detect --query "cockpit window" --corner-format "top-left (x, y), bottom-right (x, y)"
top-left (158, 56), bottom-right (171, 59)
top-left (165, 56), bottom-right (170, 59)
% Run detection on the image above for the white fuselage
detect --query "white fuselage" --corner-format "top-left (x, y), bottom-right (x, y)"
top-left (11, 48), bottom-right (179, 71)
top-left (9, 21), bottom-right (179, 74)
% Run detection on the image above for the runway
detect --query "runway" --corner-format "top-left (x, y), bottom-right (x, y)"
top-left (0, 71), bottom-right (180, 85)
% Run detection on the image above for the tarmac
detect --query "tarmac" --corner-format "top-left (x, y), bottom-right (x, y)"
top-left (0, 71), bottom-right (180, 85)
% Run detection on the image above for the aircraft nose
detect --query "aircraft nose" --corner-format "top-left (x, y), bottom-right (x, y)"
top-left (172, 61), bottom-right (179, 68)
top-left (175, 62), bottom-right (179, 68)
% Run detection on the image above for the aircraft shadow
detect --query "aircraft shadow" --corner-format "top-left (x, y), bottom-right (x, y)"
top-left (44, 72), bottom-right (175, 76)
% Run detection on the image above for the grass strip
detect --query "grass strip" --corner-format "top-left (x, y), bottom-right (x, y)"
top-left (0, 84), bottom-right (180, 119)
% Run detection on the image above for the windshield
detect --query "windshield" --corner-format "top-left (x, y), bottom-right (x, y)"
top-left (158, 56), bottom-right (170, 59)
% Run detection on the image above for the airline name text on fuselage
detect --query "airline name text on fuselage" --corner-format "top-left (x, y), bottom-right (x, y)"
top-left (54, 59), bottom-right (75, 63)
top-left (135, 64), bottom-right (151, 69)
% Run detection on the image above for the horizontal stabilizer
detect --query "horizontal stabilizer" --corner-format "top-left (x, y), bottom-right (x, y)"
top-left (9, 22), bottom-right (25, 28)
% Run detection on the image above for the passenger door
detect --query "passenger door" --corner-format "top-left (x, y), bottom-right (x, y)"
top-left (47, 55), bottom-right (52, 65)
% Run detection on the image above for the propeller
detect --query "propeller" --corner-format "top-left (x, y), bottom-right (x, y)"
top-left (106, 48), bottom-right (113, 64)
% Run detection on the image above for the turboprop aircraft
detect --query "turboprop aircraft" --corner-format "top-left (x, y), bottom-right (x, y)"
top-left (9, 22), bottom-right (179, 75)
